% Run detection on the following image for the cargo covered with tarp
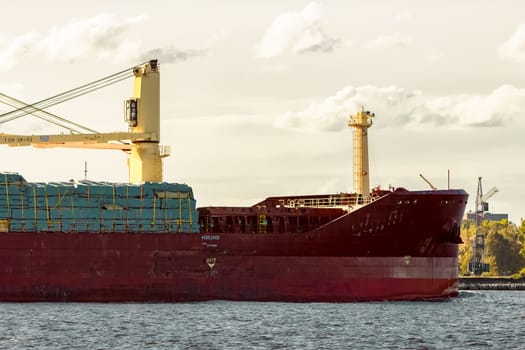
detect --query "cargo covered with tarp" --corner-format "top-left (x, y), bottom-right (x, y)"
top-left (0, 172), bottom-right (199, 233)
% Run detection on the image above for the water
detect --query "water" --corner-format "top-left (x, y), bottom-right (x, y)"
top-left (0, 291), bottom-right (523, 349)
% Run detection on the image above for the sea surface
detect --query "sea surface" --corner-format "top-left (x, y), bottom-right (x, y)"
top-left (0, 291), bottom-right (523, 350)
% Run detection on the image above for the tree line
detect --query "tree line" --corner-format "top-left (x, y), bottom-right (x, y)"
top-left (459, 218), bottom-right (525, 277)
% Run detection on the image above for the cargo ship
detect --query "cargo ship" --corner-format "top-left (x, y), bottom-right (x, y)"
top-left (0, 60), bottom-right (468, 302)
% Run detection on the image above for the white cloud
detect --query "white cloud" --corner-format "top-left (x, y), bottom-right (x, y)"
top-left (274, 85), bottom-right (421, 131)
top-left (0, 14), bottom-right (151, 69)
top-left (0, 32), bottom-right (41, 71)
top-left (256, 2), bottom-right (340, 58)
top-left (498, 23), bottom-right (525, 63)
top-left (141, 27), bottom-right (224, 64)
top-left (39, 13), bottom-right (146, 63)
top-left (423, 85), bottom-right (525, 127)
top-left (0, 13), bottom-right (209, 69)
top-left (273, 84), bottom-right (525, 132)
top-left (365, 34), bottom-right (413, 49)
top-left (140, 46), bottom-right (206, 64)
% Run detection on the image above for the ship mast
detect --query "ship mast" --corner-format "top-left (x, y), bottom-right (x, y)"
top-left (348, 107), bottom-right (374, 199)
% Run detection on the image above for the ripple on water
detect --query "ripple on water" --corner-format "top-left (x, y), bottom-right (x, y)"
top-left (0, 291), bottom-right (523, 349)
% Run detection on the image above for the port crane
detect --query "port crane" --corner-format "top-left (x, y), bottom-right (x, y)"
top-left (0, 60), bottom-right (169, 183)
top-left (469, 176), bottom-right (498, 275)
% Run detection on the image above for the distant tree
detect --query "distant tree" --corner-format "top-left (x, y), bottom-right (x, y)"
top-left (486, 233), bottom-right (518, 275)
top-left (459, 219), bottom-right (525, 276)
top-left (483, 255), bottom-right (497, 276)
top-left (511, 267), bottom-right (525, 279)
top-left (519, 219), bottom-right (525, 258)
top-left (459, 221), bottom-right (475, 275)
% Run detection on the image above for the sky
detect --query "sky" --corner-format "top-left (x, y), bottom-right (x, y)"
top-left (1, 0), bottom-right (525, 223)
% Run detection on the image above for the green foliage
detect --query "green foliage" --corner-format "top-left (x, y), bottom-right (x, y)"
top-left (482, 255), bottom-right (497, 277)
top-left (459, 222), bottom-right (475, 275)
top-left (519, 219), bottom-right (525, 258)
top-left (511, 267), bottom-right (525, 279)
top-left (459, 218), bottom-right (525, 276)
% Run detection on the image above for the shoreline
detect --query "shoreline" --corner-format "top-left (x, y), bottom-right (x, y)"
top-left (459, 277), bottom-right (525, 290)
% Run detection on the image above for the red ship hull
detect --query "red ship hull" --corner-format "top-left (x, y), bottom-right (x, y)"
top-left (0, 189), bottom-right (467, 302)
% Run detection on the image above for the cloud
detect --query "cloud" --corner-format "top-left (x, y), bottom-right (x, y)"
top-left (273, 85), bottom-right (421, 131)
top-left (365, 34), bottom-right (413, 49)
top-left (0, 32), bottom-right (41, 71)
top-left (140, 46), bottom-right (206, 64)
top-left (423, 85), bottom-right (525, 127)
top-left (140, 29), bottom-right (226, 64)
top-left (0, 14), bottom-right (203, 69)
top-left (256, 2), bottom-right (340, 58)
top-left (273, 84), bottom-right (525, 132)
top-left (40, 13), bottom-right (147, 63)
top-left (0, 14), bottom-right (144, 69)
top-left (498, 23), bottom-right (525, 63)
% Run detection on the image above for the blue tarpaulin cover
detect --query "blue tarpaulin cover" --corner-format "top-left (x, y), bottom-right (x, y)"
top-left (0, 172), bottom-right (200, 233)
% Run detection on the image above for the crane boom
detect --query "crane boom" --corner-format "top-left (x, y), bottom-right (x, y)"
top-left (0, 60), bottom-right (169, 183)
top-left (0, 132), bottom-right (155, 150)
top-left (481, 187), bottom-right (498, 202)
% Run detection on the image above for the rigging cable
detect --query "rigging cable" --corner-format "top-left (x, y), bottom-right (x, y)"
top-left (0, 71), bottom-right (132, 125)
top-left (0, 61), bottom-right (147, 125)
top-left (0, 92), bottom-right (98, 134)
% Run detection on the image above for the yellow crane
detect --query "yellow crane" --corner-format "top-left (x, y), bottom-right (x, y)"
top-left (0, 60), bottom-right (169, 183)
